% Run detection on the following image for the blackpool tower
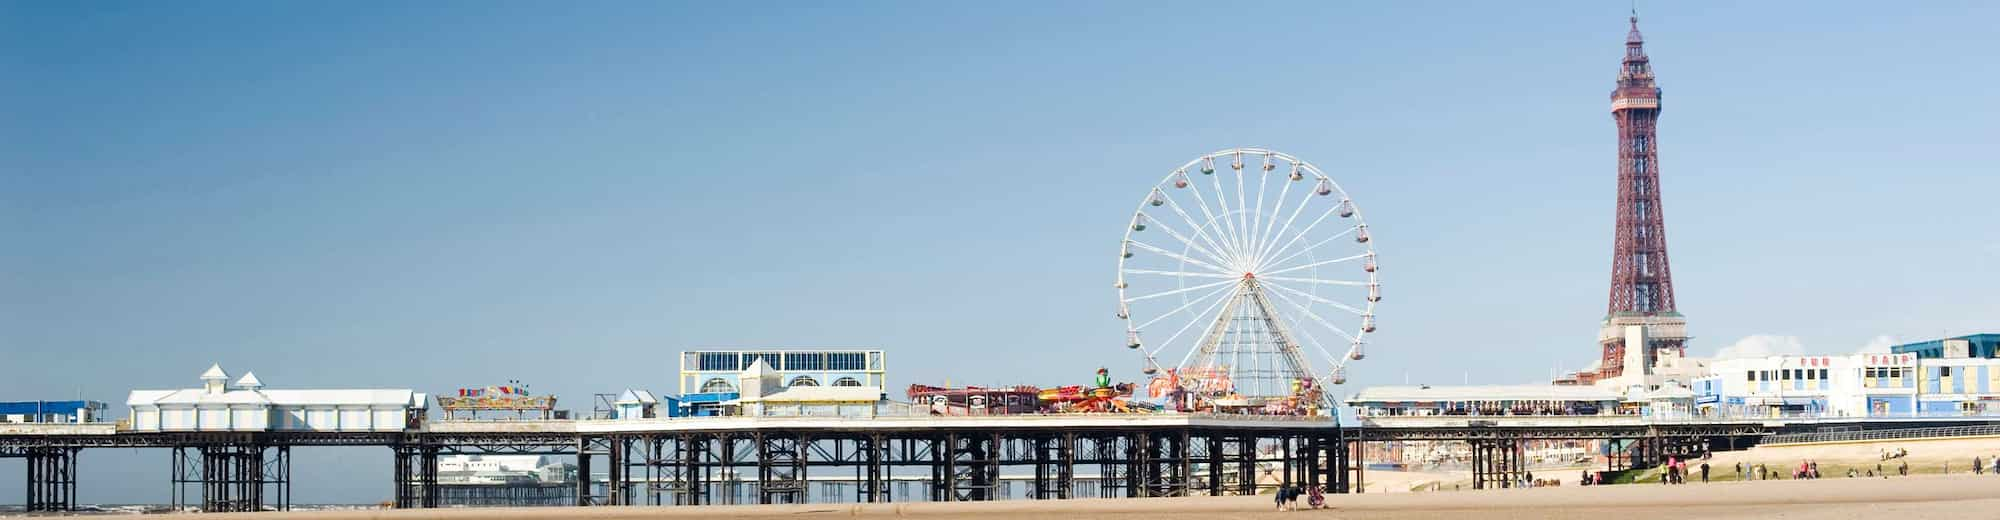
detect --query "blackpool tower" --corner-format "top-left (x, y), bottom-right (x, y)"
top-left (1596, 15), bottom-right (1689, 384)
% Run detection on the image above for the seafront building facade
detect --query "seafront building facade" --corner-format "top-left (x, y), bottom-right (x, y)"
top-left (674, 348), bottom-right (886, 416)
top-left (1692, 348), bottom-right (2000, 418)
top-left (126, 364), bottom-right (426, 432)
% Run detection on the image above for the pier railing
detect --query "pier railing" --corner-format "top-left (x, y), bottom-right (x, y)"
top-left (1762, 424), bottom-right (2000, 445)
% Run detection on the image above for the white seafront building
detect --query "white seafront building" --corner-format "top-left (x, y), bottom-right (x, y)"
top-left (126, 364), bottom-right (427, 432)
top-left (1693, 352), bottom-right (2000, 418)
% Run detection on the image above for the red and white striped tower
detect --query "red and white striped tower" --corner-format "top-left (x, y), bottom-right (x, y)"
top-left (1597, 15), bottom-right (1688, 383)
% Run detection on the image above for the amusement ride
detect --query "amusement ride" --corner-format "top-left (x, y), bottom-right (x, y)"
top-left (1117, 148), bottom-right (1379, 414)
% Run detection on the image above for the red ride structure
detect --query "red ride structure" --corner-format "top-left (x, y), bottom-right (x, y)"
top-left (1597, 14), bottom-right (1689, 383)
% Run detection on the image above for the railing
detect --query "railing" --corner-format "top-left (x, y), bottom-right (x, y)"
top-left (1762, 424), bottom-right (2000, 445)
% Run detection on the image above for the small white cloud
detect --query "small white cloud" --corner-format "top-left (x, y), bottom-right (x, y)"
top-left (1856, 335), bottom-right (1899, 354)
top-left (1713, 334), bottom-right (1806, 360)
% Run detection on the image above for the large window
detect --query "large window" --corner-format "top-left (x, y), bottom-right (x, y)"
top-left (696, 352), bottom-right (739, 371)
top-left (832, 377), bottom-right (862, 387)
top-left (830, 352), bottom-right (868, 371)
top-left (785, 352), bottom-right (824, 371)
top-left (742, 352), bottom-right (780, 370)
top-left (788, 376), bottom-right (820, 387)
top-left (699, 378), bottom-right (736, 394)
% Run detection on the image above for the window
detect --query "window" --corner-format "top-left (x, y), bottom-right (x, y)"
top-left (699, 378), bottom-right (736, 394)
top-left (1818, 369), bottom-right (1829, 380)
top-left (1942, 367), bottom-right (1952, 377)
top-left (696, 352), bottom-right (739, 371)
top-left (743, 352), bottom-right (780, 370)
top-left (832, 377), bottom-right (861, 387)
top-left (1758, 371), bottom-right (1768, 381)
top-left (785, 352), bottom-right (824, 371)
top-left (829, 352), bottom-right (867, 371)
top-left (1746, 372), bottom-right (1755, 382)
top-left (788, 376), bottom-right (820, 387)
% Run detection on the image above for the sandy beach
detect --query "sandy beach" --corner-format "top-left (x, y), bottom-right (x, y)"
top-left (170, 473), bottom-right (2000, 520)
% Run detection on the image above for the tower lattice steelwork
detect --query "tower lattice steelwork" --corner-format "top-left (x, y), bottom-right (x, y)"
top-left (1598, 15), bottom-right (1687, 381)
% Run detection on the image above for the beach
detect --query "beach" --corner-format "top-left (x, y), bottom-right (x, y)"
top-left (165, 473), bottom-right (2000, 520)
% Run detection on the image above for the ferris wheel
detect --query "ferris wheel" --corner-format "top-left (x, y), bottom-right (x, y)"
top-left (1116, 148), bottom-right (1379, 406)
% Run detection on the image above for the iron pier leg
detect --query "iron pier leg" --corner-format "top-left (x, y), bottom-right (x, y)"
top-left (24, 447), bottom-right (79, 512)
top-left (575, 437), bottom-right (593, 507)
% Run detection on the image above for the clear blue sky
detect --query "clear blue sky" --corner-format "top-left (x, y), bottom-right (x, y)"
top-left (3, 1), bottom-right (1995, 505)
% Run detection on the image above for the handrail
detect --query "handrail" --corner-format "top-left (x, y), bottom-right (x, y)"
top-left (1763, 424), bottom-right (2000, 445)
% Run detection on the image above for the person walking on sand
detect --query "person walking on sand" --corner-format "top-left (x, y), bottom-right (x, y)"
top-left (1975, 456), bottom-right (1984, 475)
top-left (1899, 460), bottom-right (1909, 477)
top-left (1700, 461), bottom-right (1710, 483)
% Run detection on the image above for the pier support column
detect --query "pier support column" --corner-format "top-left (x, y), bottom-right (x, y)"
top-left (1205, 433), bottom-right (1223, 496)
top-left (1030, 433), bottom-right (1074, 500)
top-left (24, 447), bottom-right (79, 512)
top-left (1235, 436), bottom-right (1257, 495)
top-left (574, 437), bottom-right (593, 506)
top-left (173, 442), bottom-right (288, 513)
top-left (754, 432), bottom-right (805, 504)
top-left (859, 433), bottom-right (886, 503)
top-left (1471, 438), bottom-right (1523, 490)
top-left (391, 444), bottom-right (436, 509)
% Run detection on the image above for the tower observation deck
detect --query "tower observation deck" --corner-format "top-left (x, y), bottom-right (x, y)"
top-left (1598, 15), bottom-right (1688, 384)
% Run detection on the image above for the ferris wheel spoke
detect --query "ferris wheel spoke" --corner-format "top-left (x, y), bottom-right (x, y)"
top-left (1263, 228), bottom-right (1361, 271)
top-left (1259, 204), bottom-right (1345, 272)
top-left (1126, 241), bottom-right (1233, 275)
top-left (1165, 184), bottom-right (1242, 268)
top-left (1260, 275), bottom-right (1367, 287)
top-left (1170, 285), bottom-right (1243, 371)
top-left (1124, 277), bottom-right (1238, 303)
top-left (1279, 313), bottom-right (1347, 379)
top-left (1263, 280), bottom-right (1369, 318)
top-left (1151, 282), bottom-right (1242, 360)
top-left (1252, 179), bottom-right (1323, 269)
top-left (1260, 252), bottom-right (1368, 278)
top-left (1262, 284), bottom-right (1362, 343)
top-left (1202, 157), bottom-right (1246, 263)
top-left (1121, 268), bottom-right (1238, 280)
top-left (1133, 282), bottom-right (1236, 330)
top-left (1137, 211), bottom-right (1236, 270)
top-left (1234, 153), bottom-right (1251, 264)
top-left (1251, 160), bottom-right (1292, 268)
top-left (1248, 156), bottom-right (1280, 266)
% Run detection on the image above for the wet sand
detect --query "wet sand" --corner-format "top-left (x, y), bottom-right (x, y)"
top-left (182, 474), bottom-right (2000, 519)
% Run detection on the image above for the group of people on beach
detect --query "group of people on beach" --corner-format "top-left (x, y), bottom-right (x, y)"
top-left (1661, 456), bottom-right (1707, 484)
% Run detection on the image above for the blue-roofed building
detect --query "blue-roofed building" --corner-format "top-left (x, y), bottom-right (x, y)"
top-left (0, 400), bottom-right (108, 423)
top-left (1893, 334), bottom-right (2000, 359)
